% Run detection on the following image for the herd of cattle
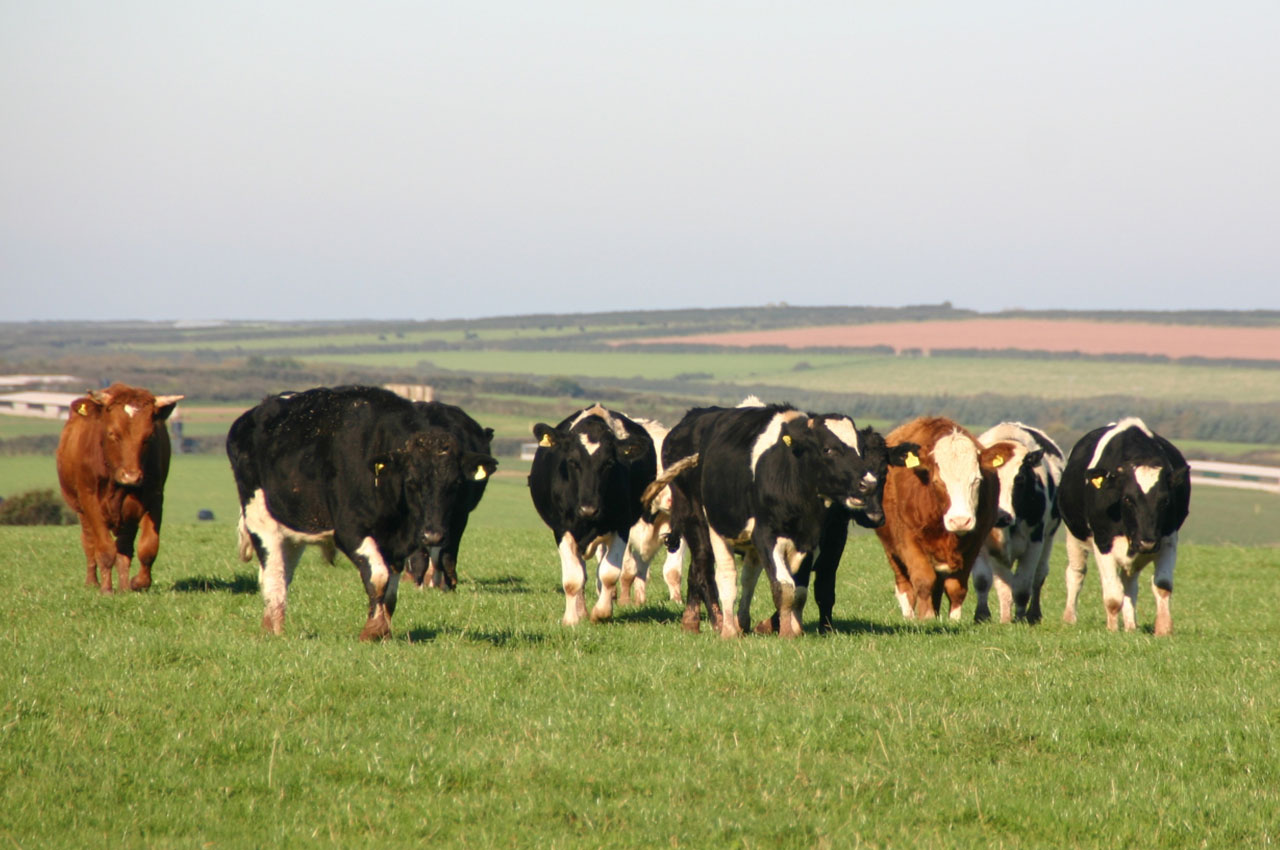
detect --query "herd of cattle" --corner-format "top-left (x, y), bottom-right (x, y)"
top-left (55, 382), bottom-right (1192, 641)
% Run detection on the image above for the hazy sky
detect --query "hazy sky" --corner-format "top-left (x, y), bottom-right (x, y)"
top-left (3, 2), bottom-right (1278, 322)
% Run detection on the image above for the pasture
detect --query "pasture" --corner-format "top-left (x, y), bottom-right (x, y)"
top-left (2, 461), bottom-right (1279, 847)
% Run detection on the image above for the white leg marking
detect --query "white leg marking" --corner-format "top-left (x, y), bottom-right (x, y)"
top-left (770, 537), bottom-right (803, 636)
top-left (1151, 532), bottom-right (1177, 636)
top-left (1092, 539), bottom-right (1128, 631)
top-left (894, 584), bottom-right (914, 618)
top-left (591, 533), bottom-right (626, 622)
top-left (1062, 532), bottom-right (1089, 625)
top-left (737, 548), bottom-right (763, 633)
top-left (707, 530), bottom-right (740, 637)
top-left (662, 539), bottom-right (686, 603)
top-left (558, 533), bottom-right (587, 626)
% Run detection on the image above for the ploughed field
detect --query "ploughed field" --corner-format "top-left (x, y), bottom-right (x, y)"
top-left (2, 494), bottom-right (1277, 847)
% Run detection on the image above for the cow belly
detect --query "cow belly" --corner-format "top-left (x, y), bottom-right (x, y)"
top-left (243, 489), bottom-right (334, 544)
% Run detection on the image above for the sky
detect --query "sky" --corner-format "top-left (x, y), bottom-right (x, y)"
top-left (3, 1), bottom-right (1278, 322)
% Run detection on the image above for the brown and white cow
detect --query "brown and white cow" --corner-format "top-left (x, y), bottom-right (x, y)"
top-left (56, 383), bottom-right (183, 592)
top-left (874, 416), bottom-right (1002, 620)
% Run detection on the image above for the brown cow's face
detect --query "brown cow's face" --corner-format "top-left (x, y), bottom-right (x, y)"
top-left (82, 388), bottom-right (181, 486)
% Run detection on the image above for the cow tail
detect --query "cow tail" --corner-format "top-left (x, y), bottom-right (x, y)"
top-left (642, 453), bottom-right (700, 511)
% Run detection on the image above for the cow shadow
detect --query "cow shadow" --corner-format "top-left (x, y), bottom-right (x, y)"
top-left (171, 573), bottom-right (259, 595)
top-left (823, 616), bottom-right (931, 636)
top-left (468, 575), bottom-right (531, 595)
top-left (402, 625), bottom-right (548, 648)
top-left (613, 604), bottom-right (683, 625)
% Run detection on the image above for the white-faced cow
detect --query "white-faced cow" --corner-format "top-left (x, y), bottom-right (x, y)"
top-left (875, 416), bottom-right (1002, 621)
top-left (655, 402), bottom-right (895, 638)
top-left (56, 383), bottom-right (183, 592)
top-left (1059, 417), bottom-right (1190, 636)
top-left (617, 417), bottom-right (687, 606)
top-left (226, 386), bottom-right (497, 640)
top-left (528, 404), bottom-right (657, 626)
top-left (404, 400), bottom-right (495, 591)
top-left (971, 422), bottom-right (1064, 624)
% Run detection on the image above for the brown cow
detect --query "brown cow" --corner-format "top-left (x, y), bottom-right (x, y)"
top-left (56, 383), bottom-right (183, 592)
top-left (875, 417), bottom-right (1003, 620)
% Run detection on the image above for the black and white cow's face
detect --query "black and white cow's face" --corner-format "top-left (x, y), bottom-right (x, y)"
top-left (1009, 448), bottom-right (1047, 527)
top-left (1085, 458), bottom-right (1186, 555)
top-left (533, 418), bottom-right (647, 521)
top-left (808, 415), bottom-right (918, 528)
top-left (372, 429), bottom-right (497, 548)
top-left (988, 443), bottom-right (1047, 529)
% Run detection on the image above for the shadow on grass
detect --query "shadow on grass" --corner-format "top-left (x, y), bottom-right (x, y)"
top-left (825, 616), bottom-right (928, 636)
top-left (468, 575), bottom-right (532, 594)
top-left (402, 625), bottom-right (548, 647)
top-left (613, 604), bottom-right (683, 625)
top-left (171, 573), bottom-right (259, 595)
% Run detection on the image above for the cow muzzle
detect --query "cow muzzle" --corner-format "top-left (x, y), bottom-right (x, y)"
top-left (944, 512), bottom-right (976, 534)
top-left (577, 504), bottom-right (599, 518)
top-left (114, 470), bottom-right (143, 487)
top-left (1134, 538), bottom-right (1160, 555)
top-left (422, 530), bottom-right (444, 546)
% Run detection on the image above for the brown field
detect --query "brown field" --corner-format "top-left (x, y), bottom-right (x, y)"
top-left (631, 319), bottom-right (1280, 360)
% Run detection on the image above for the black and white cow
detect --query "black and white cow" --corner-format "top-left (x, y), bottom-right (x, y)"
top-left (1059, 417), bottom-right (1190, 636)
top-left (226, 386), bottom-right (497, 640)
top-left (762, 418), bottom-right (916, 634)
top-left (528, 404), bottom-right (657, 626)
top-left (657, 402), bottom-right (902, 638)
top-left (618, 417), bottom-right (687, 606)
top-left (405, 400), bottom-right (495, 591)
top-left (971, 422), bottom-right (1064, 624)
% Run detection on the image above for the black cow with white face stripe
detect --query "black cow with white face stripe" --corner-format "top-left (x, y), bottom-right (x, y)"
top-left (971, 422), bottom-right (1064, 624)
top-left (226, 386), bottom-right (497, 640)
top-left (656, 402), bottom-right (911, 637)
top-left (528, 404), bottom-right (657, 626)
top-left (1059, 417), bottom-right (1190, 636)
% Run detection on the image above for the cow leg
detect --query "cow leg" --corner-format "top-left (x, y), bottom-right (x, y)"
top-left (662, 535), bottom-right (685, 604)
top-left (619, 521), bottom-right (656, 607)
top-left (255, 530), bottom-right (293, 635)
top-left (1120, 568), bottom-right (1142, 632)
top-left (1027, 537), bottom-right (1053, 625)
top-left (131, 511), bottom-right (161, 591)
top-left (78, 521), bottom-right (99, 587)
top-left (1092, 546), bottom-right (1127, 632)
top-left (1011, 541), bottom-right (1044, 623)
top-left (590, 532), bottom-right (626, 623)
top-left (351, 536), bottom-right (394, 641)
top-left (887, 554), bottom-right (916, 619)
top-left (679, 528), bottom-right (714, 633)
top-left (764, 536), bottom-right (805, 638)
top-left (738, 548), bottom-right (763, 634)
top-left (558, 533), bottom-right (589, 626)
top-left (995, 567), bottom-right (1015, 624)
top-left (1151, 534), bottom-right (1176, 637)
top-left (407, 552), bottom-right (428, 589)
top-left (706, 530), bottom-right (741, 638)
top-left (112, 517), bottom-right (140, 593)
top-left (971, 553), bottom-right (994, 623)
top-left (1062, 533), bottom-right (1089, 625)
top-left (942, 574), bottom-right (967, 621)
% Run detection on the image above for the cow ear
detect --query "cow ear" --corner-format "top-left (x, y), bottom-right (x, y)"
top-left (370, 453), bottom-right (399, 483)
top-left (1023, 449), bottom-right (1044, 468)
top-left (1084, 466), bottom-right (1112, 490)
top-left (153, 395), bottom-right (184, 421)
top-left (73, 397), bottom-right (101, 417)
top-left (888, 442), bottom-right (921, 468)
top-left (533, 423), bottom-right (558, 448)
top-left (619, 435), bottom-right (649, 458)
top-left (483, 427), bottom-right (495, 443)
top-left (464, 452), bottom-right (498, 481)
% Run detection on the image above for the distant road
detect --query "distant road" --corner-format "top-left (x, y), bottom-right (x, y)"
top-left (627, 319), bottom-right (1280, 360)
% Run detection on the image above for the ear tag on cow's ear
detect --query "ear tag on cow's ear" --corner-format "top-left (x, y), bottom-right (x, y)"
top-left (904, 451), bottom-right (920, 469)
top-left (539, 434), bottom-right (553, 448)
top-left (77, 403), bottom-right (89, 416)
top-left (374, 461), bottom-right (386, 486)
top-left (1090, 475), bottom-right (1105, 489)
top-left (782, 434), bottom-right (792, 446)
top-left (473, 466), bottom-right (488, 481)
top-left (992, 456), bottom-right (1004, 468)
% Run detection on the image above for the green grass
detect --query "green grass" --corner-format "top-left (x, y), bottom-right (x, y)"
top-left (1, 522), bottom-right (1276, 848)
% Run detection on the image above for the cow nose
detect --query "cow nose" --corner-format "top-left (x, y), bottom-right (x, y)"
top-left (115, 470), bottom-right (142, 486)
top-left (1137, 538), bottom-right (1159, 553)
top-left (862, 510), bottom-right (885, 527)
top-left (995, 510), bottom-right (1014, 529)
top-left (577, 504), bottom-right (598, 518)
top-left (945, 514), bottom-right (976, 533)
top-left (422, 530), bottom-right (444, 546)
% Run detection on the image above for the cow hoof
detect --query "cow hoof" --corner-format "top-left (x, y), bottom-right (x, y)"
top-left (974, 608), bottom-right (991, 623)
top-left (261, 613), bottom-right (284, 635)
top-left (753, 618), bottom-right (775, 635)
top-left (680, 609), bottom-right (701, 633)
top-left (1062, 611), bottom-right (1076, 625)
top-left (130, 577), bottom-right (152, 591)
top-left (359, 618), bottom-right (391, 641)
top-left (1154, 619), bottom-right (1172, 637)
top-left (589, 606), bottom-right (612, 624)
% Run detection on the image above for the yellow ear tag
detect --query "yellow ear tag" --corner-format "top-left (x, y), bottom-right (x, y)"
top-left (1090, 475), bottom-right (1105, 489)
top-left (992, 456), bottom-right (1004, 468)
top-left (77, 403), bottom-right (88, 416)
top-left (473, 467), bottom-right (488, 481)
top-left (539, 434), bottom-right (553, 448)
top-left (782, 434), bottom-right (792, 446)
top-left (904, 452), bottom-right (920, 469)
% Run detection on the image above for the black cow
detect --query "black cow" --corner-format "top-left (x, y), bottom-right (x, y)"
top-left (226, 386), bottom-right (497, 640)
top-left (405, 401), bottom-right (495, 591)
top-left (657, 402), bottom-right (912, 638)
top-left (528, 404), bottom-right (657, 625)
top-left (1059, 417), bottom-right (1190, 636)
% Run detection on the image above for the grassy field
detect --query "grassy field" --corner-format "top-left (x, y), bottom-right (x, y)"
top-left (1, 516), bottom-right (1276, 848)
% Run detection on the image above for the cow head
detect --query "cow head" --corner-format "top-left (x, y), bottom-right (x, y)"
top-left (807, 414), bottom-right (918, 528)
top-left (985, 442), bottom-right (1047, 529)
top-left (372, 428), bottom-right (497, 550)
top-left (76, 384), bottom-right (183, 486)
top-left (907, 428), bottom-right (998, 535)
top-left (1084, 458), bottom-right (1188, 555)
top-left (533, 416), bottom-right (649, 523)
